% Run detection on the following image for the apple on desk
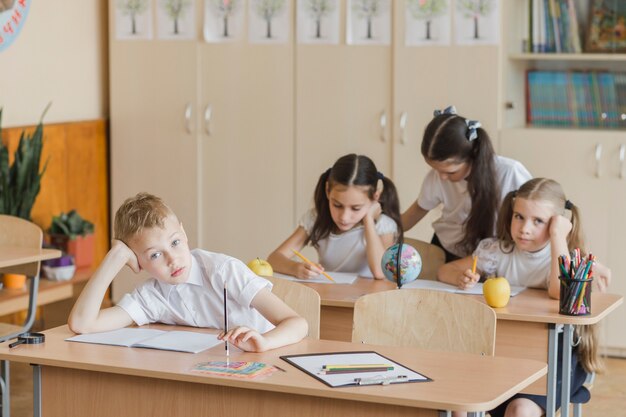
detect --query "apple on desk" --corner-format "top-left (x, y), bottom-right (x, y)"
top-left (247, 258), bottom-right (273, 277)
top-left (483, 276), bottom-right (511, 308)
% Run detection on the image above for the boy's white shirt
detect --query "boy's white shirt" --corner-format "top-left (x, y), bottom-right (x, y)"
top-left (473, 237), bottom-right (552, 289)
top-left (117, 249), bottom-right (274, 333)
top-left (417, 155), bottom-right (532, 257)
top-left (299, 209), bottom-right (398, 278)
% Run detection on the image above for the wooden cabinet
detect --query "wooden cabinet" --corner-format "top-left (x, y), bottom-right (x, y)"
top-left (499, 1), bottom-right (626, 353)
top-left (109, 3), bottom-right (294, 298)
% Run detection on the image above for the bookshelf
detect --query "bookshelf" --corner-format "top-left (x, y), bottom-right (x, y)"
top-left (499, 0), bottom-right (626, 355)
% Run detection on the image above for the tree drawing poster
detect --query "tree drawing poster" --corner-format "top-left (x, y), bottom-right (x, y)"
top-left (454, 0), bottom-right (499, 45)
top-left (204, 0), bottom-right (245, 42)
top-left (297, 0), bottom-right (340, 45)
top-left (157, 0), bottom-right (196, 40)
top-left (115, 0), bottom-right (153, 40)
top-left (346, 0), bottom-right (391, 45)
top-left (405, 0), bottom-right (451, 46)
top-left (248, 0), bottom-right (291, 44)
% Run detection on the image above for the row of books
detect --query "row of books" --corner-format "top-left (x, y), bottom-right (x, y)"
top-left (526, 70), bottom-right (626, 128)
top-left (524, 0), bottom-right (583, 53)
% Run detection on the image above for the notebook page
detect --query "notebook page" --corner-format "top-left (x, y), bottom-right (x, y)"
top-left (272, 272), bottom-right (358, 285)
top-left (401, 280), bottom-right (526, 296)
top-left (133, 331), bottom-right (222, 353)
top-left (66, 328), bottom-right (165, 347)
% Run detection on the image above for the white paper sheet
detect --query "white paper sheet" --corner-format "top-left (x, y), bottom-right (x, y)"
top-left (401, 279), bottom-right (526, 297)
top-left (272, 271), bottom-right (359, 285)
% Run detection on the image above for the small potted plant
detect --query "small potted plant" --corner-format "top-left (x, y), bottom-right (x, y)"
top-left (47, 210), bottom-right (95, 268)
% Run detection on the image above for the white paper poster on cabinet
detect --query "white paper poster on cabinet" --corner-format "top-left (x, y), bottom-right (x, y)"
top-left (297, 0), bottom-right (340, 45)
top-left (453, 0), bottom-right (499, 45)
top-left (115, 0), bottom-right (153, 40)
top-left (157, 0), bottom-right (196, 40)
top-left (204, 0), bottom-right (245, 42)
top-left (248, 0), bottom-right (291, 44)
top-left (346, 0), bottom-right (391, 45)
top-left (405, 0), bottom-right (451, 46)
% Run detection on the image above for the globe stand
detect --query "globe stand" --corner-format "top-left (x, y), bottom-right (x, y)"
top-left (395, 238), bottom-right (404, 289)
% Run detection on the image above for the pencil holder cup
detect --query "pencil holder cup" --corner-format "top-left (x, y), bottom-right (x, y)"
top-left (559, 277), bottom-right (592, 316)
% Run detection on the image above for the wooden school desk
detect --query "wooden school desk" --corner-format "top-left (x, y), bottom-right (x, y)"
top-left (0, 245), bottom-right (61, 417)
top-left (0, 325), bottom-right (546, 417)
top-left (299, 278), bottom-right (623, 417)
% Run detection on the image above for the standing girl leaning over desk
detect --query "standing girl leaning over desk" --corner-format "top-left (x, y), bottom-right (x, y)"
top-left (268, 154), bottom-right (402, 280)
top-left (401, 106), bottom-right (531, 262)
top-left (438, 178), bottom-right (611, 417)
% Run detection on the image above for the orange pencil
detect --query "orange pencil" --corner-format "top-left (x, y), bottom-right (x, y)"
top-left (291, 249), bottom-right (335, 282)
top-left (471, 256), bottom-right (478, 274)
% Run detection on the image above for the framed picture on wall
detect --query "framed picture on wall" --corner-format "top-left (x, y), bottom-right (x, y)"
top-left (586, 0), bottom-right (626, 52)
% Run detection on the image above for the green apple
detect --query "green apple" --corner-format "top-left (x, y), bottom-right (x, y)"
top-left (247, 258), bottom-right (273, 277)
top-left (483, 276), bottom-right (511, 308)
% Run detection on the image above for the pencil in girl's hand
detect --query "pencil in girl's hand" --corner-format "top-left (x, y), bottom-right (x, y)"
top-left (291, 249), bottom-right (335, 282)
top-left (223, 282), bottom-right (229, 357)
top-left (471, 256), bottom-right (478, 274)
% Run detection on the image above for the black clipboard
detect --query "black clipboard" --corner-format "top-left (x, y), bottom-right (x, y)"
top-left (280, 350), bottom-right (433, 388)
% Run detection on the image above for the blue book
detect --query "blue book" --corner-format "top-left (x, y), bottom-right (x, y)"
top-left (596, 72), bottom-right (619, 128)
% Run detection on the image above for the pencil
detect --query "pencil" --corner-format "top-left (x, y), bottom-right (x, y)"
top-left (223, 282), bottom-right (229, 357)
top-left (471, 255), bottom-right (478, 274)
top-left (291, 249), bottom-right (335, 282)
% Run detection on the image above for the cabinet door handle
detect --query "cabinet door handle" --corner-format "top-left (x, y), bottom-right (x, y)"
top-left (399, 111), bottom-right (408, 145)
top-left (184, 103), bottom-right (193, 134)
top-left (380, 111), bottom-right (387, 142)
top-left (595, 143), bottom-right (602, 178)
top-left (619, 143), bottom-right (626, 180)
top-left (204, 105), bottom-right (212, 136)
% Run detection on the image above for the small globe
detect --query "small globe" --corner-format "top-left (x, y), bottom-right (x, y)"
top-left (381, 243), bottom-right (422, 286)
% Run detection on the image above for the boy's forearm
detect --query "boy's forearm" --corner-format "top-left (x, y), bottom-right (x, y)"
top-left (262, 316), bottom-right (308, 350)
top-left (68, 247), bottom-right (129, 332)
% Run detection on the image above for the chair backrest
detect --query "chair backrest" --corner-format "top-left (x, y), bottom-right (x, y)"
top-left (0, 214), bottom-right (43, 276)
top-left (403, 238), bottom-right (446, 281)
top-left (263, 276), bottom-right (321, 339)
top-left (352, 289), bottom-right (496, 356)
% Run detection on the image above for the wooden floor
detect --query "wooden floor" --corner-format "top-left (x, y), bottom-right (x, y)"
top-left (5, 299), bottom-right (626, 417)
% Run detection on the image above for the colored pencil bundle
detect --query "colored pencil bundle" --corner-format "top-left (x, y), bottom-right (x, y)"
top-left (558, 248), bottom-right (593, 316)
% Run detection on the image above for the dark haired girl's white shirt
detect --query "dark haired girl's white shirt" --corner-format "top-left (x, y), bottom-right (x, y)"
top-left (299, 209), bottom-right (398, 278)
top-left (417, 155), bottom-right (531, 257)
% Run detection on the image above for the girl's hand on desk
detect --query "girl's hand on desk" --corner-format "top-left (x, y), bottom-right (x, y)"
top-left (592, 262), bottom-right (611, 292)
top-left (457, 269), bottom-right (480, 290)
top-left (219, 326), bottom-right (268, 352)
top-left (295, 262), bottom-right (325, 280)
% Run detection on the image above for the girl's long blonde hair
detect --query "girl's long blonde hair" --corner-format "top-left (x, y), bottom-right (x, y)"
top-left (496, 178), bottom-right (601, 372)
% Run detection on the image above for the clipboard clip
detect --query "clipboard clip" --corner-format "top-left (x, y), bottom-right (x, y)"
top-left (354, 375), bottom-right (408, 386)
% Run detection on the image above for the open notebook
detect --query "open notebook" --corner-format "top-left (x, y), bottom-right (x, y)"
top-left (401, 279), bottom-right (526, 296)
top-left (66, 328), bottom-right (222, 354)
top-left (272, 271), bottom-right (359, 285)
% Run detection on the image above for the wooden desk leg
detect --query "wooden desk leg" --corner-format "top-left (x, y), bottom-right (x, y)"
top-left (320, 306), bottom-right (353, 342)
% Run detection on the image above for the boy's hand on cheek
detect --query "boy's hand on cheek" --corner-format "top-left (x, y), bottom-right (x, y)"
top-left (111, 239), bottom-right (141, 273)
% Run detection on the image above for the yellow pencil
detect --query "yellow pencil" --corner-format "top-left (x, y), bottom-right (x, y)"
top-left (291, 249), bottom-right (335, 282)
top-left (471, 255), bottom-right (478, 274)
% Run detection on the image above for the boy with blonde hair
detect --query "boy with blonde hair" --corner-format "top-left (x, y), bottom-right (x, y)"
top-left (69, 193), bottom-right (307, 352)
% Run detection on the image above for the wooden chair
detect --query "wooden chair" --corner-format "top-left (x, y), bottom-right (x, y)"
top-left (263, 276), bottom-right (321, 339)
top-left (0, 215), bottom-right (45, 417)
top-left (403, 238), bottom-right (446, 281)
top-left (352, 289), bottom-right (496, 356)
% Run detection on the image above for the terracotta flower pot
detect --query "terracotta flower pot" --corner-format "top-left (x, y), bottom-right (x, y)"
top-left (3, 273), bottom-right (27, 289)
top-left (49, 234), bottom-right (94, 268)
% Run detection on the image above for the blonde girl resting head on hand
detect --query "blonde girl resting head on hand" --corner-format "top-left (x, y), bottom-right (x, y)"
top-left (438, 178), bottom-right (611, 417)
top-left (268, 154), bottom-right (403, 279)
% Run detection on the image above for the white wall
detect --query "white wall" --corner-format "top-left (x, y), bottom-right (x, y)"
top-left (0, 0), bottom-right (108, 127)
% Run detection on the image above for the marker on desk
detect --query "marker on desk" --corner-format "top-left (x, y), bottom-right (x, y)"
top-left (223, 282), bottom-right (229, 358)
top-left (291, 249), bottom-right (335, 282)
top-left (355, 375), bottom-right (409, 386)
